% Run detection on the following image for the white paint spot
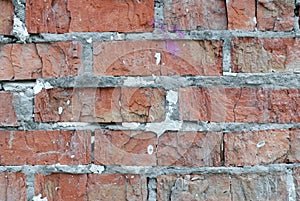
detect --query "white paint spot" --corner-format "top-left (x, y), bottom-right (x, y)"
top-left (154, 52), bottom-right (161, 65)
top-left (122, 122), bottom-right (140, 129)
top-left (166, 90), bottom-right (178, 104)
top-left (70, 155), bottom-right (75, 159)
top-left (186, 8), bottom-right (189, 12)
top-left (8, 132), bottom-right (15, 149)
top-left (66, 100), bottom-right (70, 105)
top-left (32, 194), bottom-right (48, 201)
top-left (91, 136), bottom-right (95, 144)
top-left (55, 187), bottom-right (60, 191)
top-left (257, 141), bottom-right (265, 148)
top-left (86, 38), bottom-right (93, 44)
top-left (147, 145), bottom-right (154, 155)
top-left (89, 164), bottom-right (105, 174)
top-left (131, 175), bottom-right (135, 179)
top-left (34, 80), bottom-right (53, 94)
top-left (253, 17), bottom-right (257, 24)
top-left (58, 107), bottom-right (63, 115)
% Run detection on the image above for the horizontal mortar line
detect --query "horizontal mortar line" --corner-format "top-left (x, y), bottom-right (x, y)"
top-left (0, 30), bottom-right (298, 44)
top-left (1, 164), bottom-right (299, 175)
top-left (37, 74), bottom-right (300, 89)
top-left (2, 122), bottom-right (300, 132)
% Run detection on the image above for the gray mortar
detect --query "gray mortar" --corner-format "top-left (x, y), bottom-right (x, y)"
top-left (148, 178), bottom-right (157, 201)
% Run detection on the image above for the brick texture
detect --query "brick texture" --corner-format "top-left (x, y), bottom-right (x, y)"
top-left (287, 129), bottom-right (300, 162)
top-left (0, 42), bottom-right (83, 80)
top-left (35, 173), bottom-right (88, 201)
top-left (94, 130), bottom-right (156, 166)
top-left (232, 38), bottom-right (300, 73)
top-left (0, 0), bottom-right (14, 35)
top-left (0, 130), bottom-right (91, 165)
top-left (179, 87), bottom-right (300, 123)
top-left (227, 0), bottom-right (256, 30)
top-left (0, 172), bottom-right (26, 201)
top-left (157, 132), bottom-right (222, 166)
top-left (26, 0), bottom-right (154, 33)
top-left (257, 0), bottom-right (294, 31)
top-left (224, 130), bottom-right (290, 166)
top-left (0, 92), bottom-right (18, 126)
top-left (164, 0), bottom-right (227, 30)
top-left (231, 172), bottom-right (287, 200)
top-left (293, 168), bottom-right (300, 200)
top-left (87, 174), bottom-right (147, 201)
top-left (35, 174), bottom-right (147, 201)
top-left (93, 40), bottom-right (223, 76)
top-left (34, 88), bottom-right (166, 123)
top-left (157, 174), bottom-right (231, 201)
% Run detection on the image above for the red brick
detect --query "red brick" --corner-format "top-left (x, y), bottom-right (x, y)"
top-left (179, 87), bottom-right (300, 123)
top-left (232, 38), bottom-right (300, 73)
top-left (227, 0), bottom-right (256, 30)
top-left (0, 42), bottom-right (83, 80)
top-left (157, 174), bottom-right (231, 201)
top-left (35, 173), bottom-right (87, 201)
top-left (257, 0), bottom-right (294, 31)
top-left (26, 0), bottom-right (154, 33)
top-left (157, 132), bottom-right (222, 166)
top-left (293, 168), bottom-right (300, 200)
top-left (0, 92), bottom-right (18, 126)
top-left (164, 0), bottom-right (227, 30)
top-left (87, 174), bottom-right (147, 201)
top-left (0, 172), bottom-right (26, 201)
top-left (224, 130), bottom-right (290, 166)
top-left (94, 130), bottom-right (156, 166)
top-left (0, 130), bottom-right (91, 165)
top-left (93, 40), bottom-right (222, 76)
top-left (0, 0), bottom-right (14, 35)
top-left (231, 172), bottom-right (287, 200)
top-left (287, 129), bottom-right (300, 162)
top-left (34, 88), bottom-right (166, 123)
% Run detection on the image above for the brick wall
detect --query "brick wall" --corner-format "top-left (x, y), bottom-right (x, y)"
top-left (0, 0), bottom-right (300, 200)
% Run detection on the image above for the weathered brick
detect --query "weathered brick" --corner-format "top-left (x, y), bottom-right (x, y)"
top-left (34, 88), bottom-right (166, 123)
top-left (293, 168), bottom-right (300, 200)
top-left (26, 0), bottom-right (154, 33)
top-left (227, 0), bottom-right (256, 30)
top-left (0, 0), bottom-right (14, 35)
top-left (0, 42), bottom-right (83, 80)
top-left (232, 38), bottom-right (300, 73)
top-left (0, 130), bottom-right (91, 165)
top-left (0, 92), bottom-right (18, 126)
top-left (87, 174), bottom-right (147, 201)
top-left (157, 174), bottom-right (231, 201)
top-left (35, 173), bottom-right (87, 201)
top-left (164, 0), bottom-right (227, 30)
top-left (287, 129), bottom-right (300, 162)
top-left (157, 132), bottom-right (222, 166)
top-left (179, 87), bottom-right (300, 123)
top-left (93, 40), bottom-right (222, 76)
top-left (231, 172), bottom-right (287, 200)
top-left (0, 172), bottom-right (26, 201)
top-left (224, 130), bottom-right (290, 166)
top-left (94, 130), bottom-right (156, 166)
top-left (257, 0), bottom-right (294, 31)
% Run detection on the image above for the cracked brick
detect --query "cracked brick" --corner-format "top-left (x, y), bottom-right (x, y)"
top-left (0, 92), bottom-right (18, 126)
top-left (232, 38), bottom-right (300, 73)
top-left (94, 130), bottom-right (157, 166)
top-left (0, 172), bottom-right (26, 201)
top-left (157, 131), bottom-right (222, 166)
top-left (93, 40), bottom-right (223, 76)
top-left (224, 129), bottom-right (290, 166)
top-left (179, 87), bottom-right (300, 123)
top-left (257, 0), bottom-right (294, 31)
top-left (34, 88), bottom-right (166, 123)
top-left (26, 0), bottom-right (154, 33)
top-left (0, 42), bottom-right (83, 80)
top-left (0, 130), bottom-right (91, 165)
top-left (0, 0), bottom-right (14, 35)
